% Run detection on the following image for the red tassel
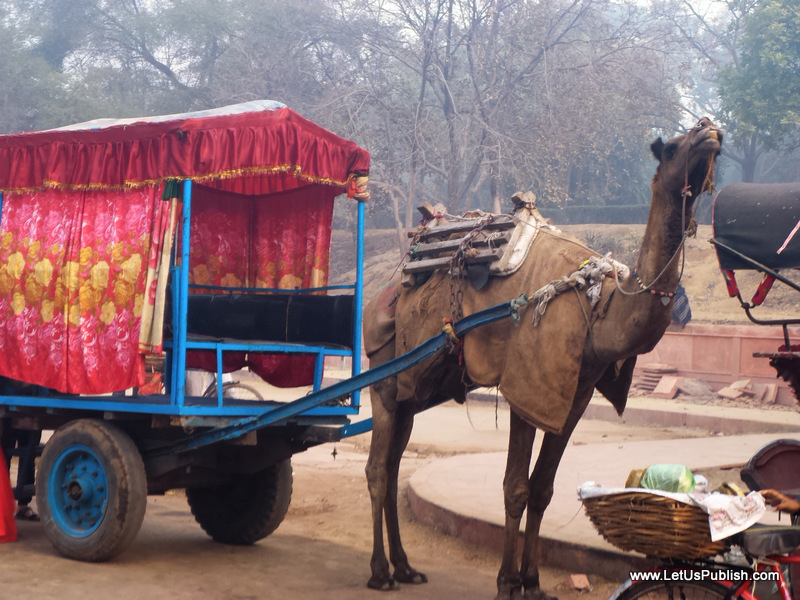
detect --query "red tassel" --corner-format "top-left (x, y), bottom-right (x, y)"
top-left (721, 269), bottom-right (739, 298)
top-left (751, 274), bottom-right (776, 306)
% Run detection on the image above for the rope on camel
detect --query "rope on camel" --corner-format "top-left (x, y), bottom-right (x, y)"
top-left (511, 253), bottom-right (630, 326)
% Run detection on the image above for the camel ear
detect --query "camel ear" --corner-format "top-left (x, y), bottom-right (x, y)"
top-left (651, 138), bottom-right (665, 160)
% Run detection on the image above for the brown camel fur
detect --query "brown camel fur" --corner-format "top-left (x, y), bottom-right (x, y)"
top-left (362, 118), bottom-right (723, 599)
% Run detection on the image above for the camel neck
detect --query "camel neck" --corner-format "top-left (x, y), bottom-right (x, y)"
top-left (634, 188), bottom-right (688, 295)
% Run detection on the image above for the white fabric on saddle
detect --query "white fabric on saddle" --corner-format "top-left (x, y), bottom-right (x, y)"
top-left (490, 204), bottom-right (559, 276)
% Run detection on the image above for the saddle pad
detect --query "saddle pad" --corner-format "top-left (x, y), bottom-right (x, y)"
top-left (490, 205), bottom-right (558, 276)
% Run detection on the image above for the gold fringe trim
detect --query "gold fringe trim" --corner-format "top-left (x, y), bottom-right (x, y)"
top-left (1, 163), bottom-right (358, 194)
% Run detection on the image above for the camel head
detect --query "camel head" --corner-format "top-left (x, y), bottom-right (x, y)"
top-left (650, 117), bottom-right (723, 210)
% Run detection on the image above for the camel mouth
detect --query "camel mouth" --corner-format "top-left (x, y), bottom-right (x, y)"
top-left (691, 126), bottom-right (723, 149)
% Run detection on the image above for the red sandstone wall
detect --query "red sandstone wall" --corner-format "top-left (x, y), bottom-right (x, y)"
top-left (636, 323), bottom-right (800, 405)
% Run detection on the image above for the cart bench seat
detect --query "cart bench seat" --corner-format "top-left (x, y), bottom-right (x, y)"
top-left (167, 292), bottom-right (355, 349)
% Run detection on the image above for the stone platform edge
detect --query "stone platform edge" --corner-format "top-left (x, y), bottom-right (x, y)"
top-left (407, 484), bottom-right (657, 582)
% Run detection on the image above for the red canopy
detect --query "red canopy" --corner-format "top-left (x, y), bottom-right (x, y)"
top-left (0, 100), bottom-right (370, 194)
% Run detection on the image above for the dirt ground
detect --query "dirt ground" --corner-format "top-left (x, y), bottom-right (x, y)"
top-left (2, 400), bottom-right (714, 600)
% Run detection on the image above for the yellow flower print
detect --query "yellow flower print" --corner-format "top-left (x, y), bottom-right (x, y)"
top-left (1, 232), bottom-right (13, 249)
top-left (90, 261), bottom-right (110, 290)
top-left (133, 294), bottom-right (143, 318)
top-left (7, 252), bottom-right (25, 279)
top-left (27, 240), bottom-right (41, 260)
top-left (0, 267), bottom-right (13, 295)
top-left (121, 254), bottom-right (142, 283)
top-left (54, 279), bottom-right (66, 308)
top-left (111, 242), bottom-right (124, 263)
top-left (192, 264), bottom-right (210, 285)
top-left (207, 255), bottom-right (220, 275)
top-left (24, 273), bottom-right (43, 303)
top-left (220, 273), bottom-right (242, 288)
top-left (79, 281), bottom-right (96, 313)
top-left (34, 258), bottom-right (54, 288)
top-left (278, 274), bottom-right (303, 290)
top-left (64, 261), bottom-right (81, 291)
top-left (100, 301), bottom-right (116, 325)
top-left (41, 300), bottom-right (55, 323)
top-left (11, 292), bottom-right (25, 315)
top-left (79, 246), bottom-right (93, 267)
top-left (262, 262), bottom-right (278, 284)
top-left (310, 267), bottom-right (327, 288)
top-left (68, 305), bottom-right (81, 327)
top-left (114, 279), bottom-right (135, 307)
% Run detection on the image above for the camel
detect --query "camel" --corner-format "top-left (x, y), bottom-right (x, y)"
top-left (362, 117), bottom-right (723, 599)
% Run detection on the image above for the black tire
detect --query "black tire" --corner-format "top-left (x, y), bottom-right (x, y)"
top-left (615, 578), bottom-right (733, 600)
top-left (36, 419), bottom-right (147, 562)
top-left (187, 459), bottom-right (292, 545)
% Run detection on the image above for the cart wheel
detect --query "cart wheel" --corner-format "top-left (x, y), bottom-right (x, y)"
top-left (187, 459), bottom-right (292, 545)
top-left (36, 419), bottom-right (147, 562)
top-left (202, 382), bottom-right (264, 401)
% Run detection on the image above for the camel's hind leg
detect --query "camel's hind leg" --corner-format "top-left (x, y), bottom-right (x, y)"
top-left (365, 347), bottom-right (426, 590)
top-left (384, 402), bottom-right (427, 585)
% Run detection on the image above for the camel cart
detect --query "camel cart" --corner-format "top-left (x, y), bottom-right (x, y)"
top-left (711, 182), bottom-right (800, 400)
top-left (0, 101), bottom-right (525, 562)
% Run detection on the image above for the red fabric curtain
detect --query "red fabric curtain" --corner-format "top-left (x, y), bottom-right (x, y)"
top-left (0, 186), bottom-right (170, 394)
top-left (0, 447), bottom-right (16, 543)
top-left (186, 184), bottom-right (335, 387)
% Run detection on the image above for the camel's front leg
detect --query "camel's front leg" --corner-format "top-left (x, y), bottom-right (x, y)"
top-left (519, 391), bottom-right (593, 600)
top-left (384, 403), bottom-right (427, 585)
top-left (496, 409), bottom-right (537, 600)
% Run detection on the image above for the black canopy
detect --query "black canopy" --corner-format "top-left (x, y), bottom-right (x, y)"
top-left (712, 182), bottom-right (800, 270)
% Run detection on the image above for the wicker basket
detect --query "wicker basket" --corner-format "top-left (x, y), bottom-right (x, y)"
top-left (582, 492), bottom-right (729, 559)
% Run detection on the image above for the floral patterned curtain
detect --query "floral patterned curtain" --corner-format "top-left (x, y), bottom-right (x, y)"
top-left (185, 183), bottom-right (335, 387)
top-left (0, 186), bottom-right (173, 394)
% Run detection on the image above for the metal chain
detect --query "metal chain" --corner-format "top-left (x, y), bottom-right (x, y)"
top-left (448, 215), bottom-right (498, 323)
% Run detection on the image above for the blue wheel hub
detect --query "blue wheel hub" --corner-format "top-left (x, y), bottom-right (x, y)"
top-left (48, 444), bottom-right (109, 537)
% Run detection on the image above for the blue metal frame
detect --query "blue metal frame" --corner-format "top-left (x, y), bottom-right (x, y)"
top-left (148, 296), bottom-right (525, 457)
top-left (0, 179), bottom-right (366, 426)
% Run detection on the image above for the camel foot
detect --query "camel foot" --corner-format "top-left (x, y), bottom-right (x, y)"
top-left (367, 574), bottom-right (400, 591)
top-left (494, 584), bottom-right (523, 600)
top-left (393, 564), bottom-right (427, 585)
top-left (522, 588), bottom-right (557, 600)
top-left (494, 591), bottom-right (524, 600)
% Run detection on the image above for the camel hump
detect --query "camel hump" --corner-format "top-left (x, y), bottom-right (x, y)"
top-left (363, 281), bottom-right (401, 357)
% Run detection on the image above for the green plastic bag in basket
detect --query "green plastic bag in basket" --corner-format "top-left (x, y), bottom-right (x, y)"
top-left (640, 464), bottom-right (695, 493)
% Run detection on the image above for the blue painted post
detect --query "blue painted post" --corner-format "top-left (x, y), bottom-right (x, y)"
top-left (215, 345), bottom-right (224, 407)
top-left (351, 199), bottom-right (365, 407)
top-left (173, 180), bottom-right (193, 407)
top-left (313, 352), bottom-right (324, 392)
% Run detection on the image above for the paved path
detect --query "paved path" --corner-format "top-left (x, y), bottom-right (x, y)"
top-left (407, 395), bottom-right (800, 580)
